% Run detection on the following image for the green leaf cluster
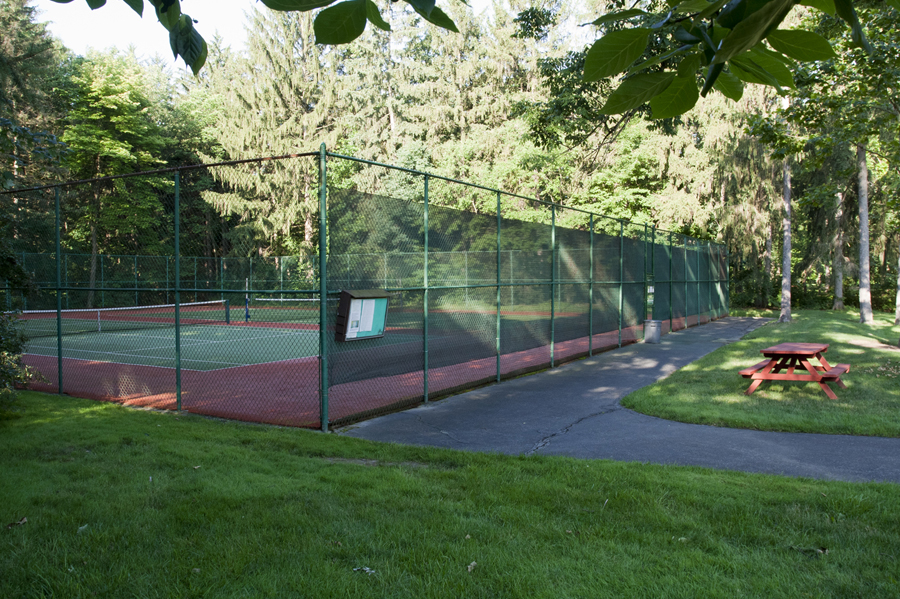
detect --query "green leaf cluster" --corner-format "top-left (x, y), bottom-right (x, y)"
top-left (581, 0), bottom-right (859, 119)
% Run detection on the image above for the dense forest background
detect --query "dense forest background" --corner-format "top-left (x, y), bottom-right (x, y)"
top-left (1, 0), bottom-right (897, 315)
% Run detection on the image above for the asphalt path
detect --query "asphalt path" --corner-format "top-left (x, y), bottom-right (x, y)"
top-left (338, 317), bottom-right (900, 484)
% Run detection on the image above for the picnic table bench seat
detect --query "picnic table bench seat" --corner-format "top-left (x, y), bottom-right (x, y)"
top-left (740, 360), bottom-right (772, 377)
top-left (820, 363), bottom-right (850, 381)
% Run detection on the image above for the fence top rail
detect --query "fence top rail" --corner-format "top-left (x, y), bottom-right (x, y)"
top-left (3, 147), bottom-right (724, 251)
top-left (0, 152), bottom-right (319, 196)
top-left (327, 152), bottom-right (600, 218)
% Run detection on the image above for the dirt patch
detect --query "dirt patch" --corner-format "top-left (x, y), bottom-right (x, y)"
top-left (847, 337), bottom-right (900, 351)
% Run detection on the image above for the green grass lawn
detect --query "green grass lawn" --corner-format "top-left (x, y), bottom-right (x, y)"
top-left (623, 309), bottom-right (900, 437)
top-left (3, 391), bottom-right (900, 598)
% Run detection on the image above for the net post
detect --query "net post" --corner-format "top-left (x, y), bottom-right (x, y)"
top-left (589, 214), bottom-right (593, 357)
top-left (618, 220), bottom-right (624, 348)
top-left (225, 299), bottom-right (230, 324)
top-left (174, 171), bottom-right (182, 411)
top-left (550, 203), bottom-right (556, 368)
top-left (496, 190), bottom-right (501, 383)
top-left (134, 254), bottom-right (138, 306)
top-left (423, 175), bottom-right (429, 402)
top-left (55, 187), bottom-right (63, 394)
top-left (318, 143), bottom-right (329, 432)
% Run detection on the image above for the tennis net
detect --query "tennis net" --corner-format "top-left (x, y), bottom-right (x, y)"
top-left (14, 300), bottom-right (230, 338)
top-left (246, 296), bottom-right (340, 324)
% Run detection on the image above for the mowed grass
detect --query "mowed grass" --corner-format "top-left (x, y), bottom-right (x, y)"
top-left (3, 393), bottom-right (900, 598)
top-left (623, 309), bottom-right (900, 437)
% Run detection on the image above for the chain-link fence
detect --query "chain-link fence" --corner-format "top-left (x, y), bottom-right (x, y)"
top-left (2, 147), bottom-right (728, 429)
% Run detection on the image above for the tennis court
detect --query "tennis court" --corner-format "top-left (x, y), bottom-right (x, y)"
top-left (6, 151), bottom-right (728, 430)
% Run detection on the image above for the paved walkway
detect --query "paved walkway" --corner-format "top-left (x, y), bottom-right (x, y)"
top-left (339, 317), bottom-right (900, 484)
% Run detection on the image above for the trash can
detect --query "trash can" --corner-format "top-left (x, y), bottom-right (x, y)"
top-left (644, 320), bottom-right (662, 344)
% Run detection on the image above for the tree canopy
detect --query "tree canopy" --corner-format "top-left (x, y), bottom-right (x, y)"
top-left (50, 0), bottom-right (893, 117)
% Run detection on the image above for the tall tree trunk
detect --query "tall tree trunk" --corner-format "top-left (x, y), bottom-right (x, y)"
top-left (779, 158), bottom-right (792, 323)
top-left (833, 191), bottom-right (844, 310)
top-left (857, 144), bottom-right (874, 324)
top-left (764, 200), bottom-right (773, 307)
top-left (895, 234), bottom-right (900, 325)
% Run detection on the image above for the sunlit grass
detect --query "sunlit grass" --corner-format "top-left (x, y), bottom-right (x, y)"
top-left (2, 391), bottom-right (900, 598)
top-left (624, 310), bottom-right (900, 436)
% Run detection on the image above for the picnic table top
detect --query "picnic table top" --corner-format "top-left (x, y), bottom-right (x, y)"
top-left (760, 342), bottom-right (829, 356)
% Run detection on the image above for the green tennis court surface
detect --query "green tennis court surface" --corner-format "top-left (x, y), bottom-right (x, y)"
top-left (23, 324), bottom-right (424, 371)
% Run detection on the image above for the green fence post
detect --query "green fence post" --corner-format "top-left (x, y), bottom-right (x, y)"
top-left (696, 239), bottom-right (701, 324)
top-left (668, 231), bottom-right (673, 332)
top-left (726, 247), bottom-right (731, 313)
top-left (589, 214), bottom-right (594, 357)
top-left (134, 254), bottom-right (138, 305)
top-left (683, 238), bottom-right (688, 326)
top-left (618, 220), bottom-right (624, 348)
top-left (496, 191), bottom-right (502, 382)
top-left (643, 223), bottom-right (648, 326)
top-left (100, 254), bottom-right (104, 308)
top-left (550, 203), bottom-right (556, 368)
top-left (318, 143), bottom-right (329, 432)
top-left (423, 175), bottom-right (430, 402)
top-left (55, 187), bottom-right (63, 394)
top-left (194, 256), bottom-right (198, 302)
top-left (174, 171), bottom-right (182, 411)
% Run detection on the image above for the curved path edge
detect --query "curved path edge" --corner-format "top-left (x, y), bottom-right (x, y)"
top-left (338, 317), bottom-right (900, 484)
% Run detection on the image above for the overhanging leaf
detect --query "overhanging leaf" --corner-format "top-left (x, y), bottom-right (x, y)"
top-left (650, 75), bottom-right (699, 118)
top-left (700, 61), bottom-right (724, 95)
top-left (406, 0), bottom-right (436, 18)
top-left (673, 26), bottom-right (701, 44)
top-left (695, 0), bottom-right (728, 19)
top-left (86, 0), bottom-right (106, 8)
top-left (155, 0), bottom-right (180, 30)
top-left (122, 0), bottom-right (143, 16)
top-left (366, 0), bottom-right (390, 31)
top-left (261, 0), bottom-right (340, 10)
top-left (674, 0), bottom-right (716, 14)
top-left (746, 47), bottom-right (795, 88)
top-left (766, 29), bottom-right (837, 61)
top-left (584, 28), bottom-right (651, 81)
top-left (834, 0), bottom-right (873, 53)
top-left (588, 9), bottom-right (649, 26)
top-left (885, 0), bottom-right (900, 10)
top-left (729, 55), bottom-right (782, 90)
top-left (712, 68), bottom-right (743, 100)
top-left (412, 6), bottom-right (458, 32)
top-left (314, 0), bottom-right (368, 44)
top-left (677, 53), bottom-right (703, 77)
top-left (799, 0), bottom-right (835, 15)
top-left (712, 0), bottom-right (795, 64)
top-left (168, 14), bottom-right (207, 75)
top-left (627, 44), bottom-right (692, 75)
top-left (600, 72), bottom-right (676, 114)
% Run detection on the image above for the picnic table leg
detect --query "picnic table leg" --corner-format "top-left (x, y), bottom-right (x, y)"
top-left (815, 352), bottom-right (848, 389)
top-left (744, 360), bottom-right (777, 395)
top-left (799, 357), bottom-right (839, 400)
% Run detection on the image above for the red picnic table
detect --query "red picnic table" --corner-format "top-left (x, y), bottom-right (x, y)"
top-left (739, 342), bottom-right (850, 400)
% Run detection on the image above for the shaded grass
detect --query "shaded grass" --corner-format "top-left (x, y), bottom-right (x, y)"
top-left (624, 309), bottom-right (900, 437)
top-left (2, 392), bottom-right (900, 598)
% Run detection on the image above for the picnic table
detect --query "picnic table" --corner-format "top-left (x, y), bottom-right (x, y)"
top-left (740, 342), bottom-right (850, 400)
